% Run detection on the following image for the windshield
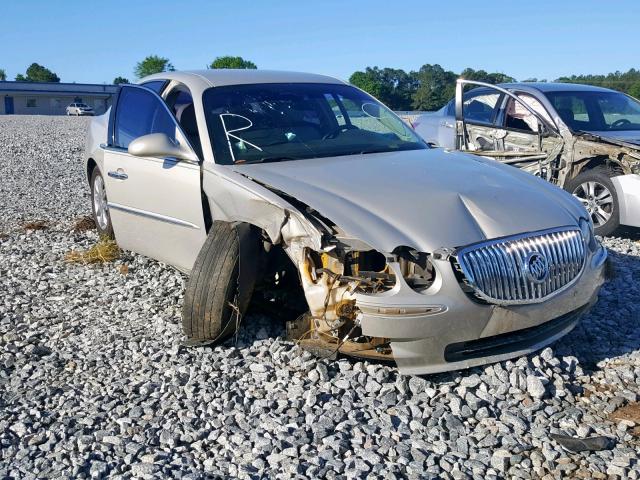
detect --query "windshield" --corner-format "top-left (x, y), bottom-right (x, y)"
top-left (545, 90), bottom-right (640, 132)
top-left (202, 83), bottom-right (427, 164)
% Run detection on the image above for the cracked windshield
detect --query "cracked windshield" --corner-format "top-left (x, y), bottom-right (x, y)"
top-left (203, 83), bottom-right (427, 164)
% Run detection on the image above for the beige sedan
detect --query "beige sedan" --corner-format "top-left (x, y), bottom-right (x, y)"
top-left (83, 69), bottom-right (607, 374)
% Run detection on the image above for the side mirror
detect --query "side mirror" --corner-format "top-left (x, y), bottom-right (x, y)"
top-left (128, 133), bottom-right (198, 162)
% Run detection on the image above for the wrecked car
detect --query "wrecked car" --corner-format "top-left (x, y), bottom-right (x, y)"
top-left (413, 80), bottom-right (640, 236)
top-left (84, 70), bottom-right (607, 374)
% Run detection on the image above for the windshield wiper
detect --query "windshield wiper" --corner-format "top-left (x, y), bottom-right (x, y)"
top-left (357, 145), bottom-right (425, 155)
top-left (239, 156), bottom-right (295, 164)
top-left (357, 148), bottom-right (392, 155)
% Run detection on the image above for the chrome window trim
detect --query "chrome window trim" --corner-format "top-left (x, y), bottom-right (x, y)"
top-left (107, 202), bottom-right (200, 229)
top-left (453, 226), bottom-right (587, 306)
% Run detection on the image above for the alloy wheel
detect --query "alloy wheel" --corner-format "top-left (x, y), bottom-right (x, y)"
top-left (93, 174), bottom-right (109, 230)
top-left (572, 181), bottom-right (614, 228)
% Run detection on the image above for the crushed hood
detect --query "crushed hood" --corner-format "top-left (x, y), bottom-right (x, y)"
top-left (231, 149), bottom-right (585, 253)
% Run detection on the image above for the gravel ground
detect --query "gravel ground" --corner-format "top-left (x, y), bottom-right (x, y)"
top-left (1, 116), bottom-right (639, 479)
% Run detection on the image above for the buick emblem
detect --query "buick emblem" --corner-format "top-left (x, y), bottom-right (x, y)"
top-left (524, 252), bottom-right (549, 284)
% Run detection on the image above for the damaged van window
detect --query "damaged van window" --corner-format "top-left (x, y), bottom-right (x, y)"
top-left (202, 83), bottom-right (427, 165)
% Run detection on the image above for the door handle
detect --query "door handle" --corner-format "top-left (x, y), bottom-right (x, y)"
top-left (441, 121), bottom-right (454, 128)
top-left (108, 170), bottom-right (128, 180)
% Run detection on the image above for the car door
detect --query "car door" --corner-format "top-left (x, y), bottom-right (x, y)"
top-left (101, 84), bottom-right (207, 272)
top-left (455, 80), bottom-right (564, 182)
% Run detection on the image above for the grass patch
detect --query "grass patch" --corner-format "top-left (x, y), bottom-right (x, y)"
top-left (22, 220), bottom-right (48, 231)
top-left (610, 402), bottom-right (640, 423)
top-left (72, 215), bottom-right (96, 233)
top-left (65, 236), bottom-right (120, 264)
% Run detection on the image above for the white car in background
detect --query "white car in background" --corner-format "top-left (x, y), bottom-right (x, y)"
top-left (66, 103), bottom-right (94, 116)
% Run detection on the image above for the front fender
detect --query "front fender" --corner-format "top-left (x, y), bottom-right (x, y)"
top-left (201, 163), bottom-right (323, 251)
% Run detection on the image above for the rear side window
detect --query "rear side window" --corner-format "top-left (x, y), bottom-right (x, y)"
top-left (113, 87), bottom-right (176, 149)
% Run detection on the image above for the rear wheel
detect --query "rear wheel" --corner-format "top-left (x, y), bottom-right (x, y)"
top-left (90, 168), bottom-right (114, 238)
top-left (182, 222), bottom-right (261, 345)
top-left (565, 166), bottom-right (620, 236)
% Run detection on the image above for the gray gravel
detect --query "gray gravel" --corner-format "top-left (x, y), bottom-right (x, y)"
top-left (0, 115), bottom-right (90, 230)
top-left (1, 116), bottom-right (639, 479)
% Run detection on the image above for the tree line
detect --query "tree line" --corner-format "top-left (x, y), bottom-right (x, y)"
top-left (349, 66), bottom-right (640, 111)
top-left (2, 59), bottom-right (640, 111)
top-left (0, 55), bottom-right (258, 85)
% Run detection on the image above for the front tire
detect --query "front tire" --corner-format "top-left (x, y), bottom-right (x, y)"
top-left (90, 168), bottom-right (114, 238)
top-left (565, 166), bottom-right (620, 236)
top-left (182, 222), bottom-right (261, 345)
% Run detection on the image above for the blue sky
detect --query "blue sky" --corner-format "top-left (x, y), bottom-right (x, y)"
top-left (1, 0), bottom-right (638, 84)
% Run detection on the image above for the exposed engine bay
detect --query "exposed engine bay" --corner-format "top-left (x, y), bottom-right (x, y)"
top-left (285, 241), bottom-right (435, 361)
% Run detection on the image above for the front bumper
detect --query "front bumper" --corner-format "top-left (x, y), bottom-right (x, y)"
top-left (355, 244), bottom-right (607, 375)
top-left (612, 174), bottom-right (640, 228)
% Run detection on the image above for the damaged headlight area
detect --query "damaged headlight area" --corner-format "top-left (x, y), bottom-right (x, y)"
top-left (289, 243), bottom-right (437, 361)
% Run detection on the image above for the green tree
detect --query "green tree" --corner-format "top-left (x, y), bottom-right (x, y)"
top-left (134, 55), bottom-right (174, 79)
top-left (0, 69), bottom-right (6, 81)
top-left (556, 68), bottom-right (640, 94)
top-left (459, 68), bottom-right (515, 85)
top-left (113, 76), bottom-right (130, 85)
top-left (411, 64), bottom-right (457, 111)
top-left (629, 81), bottom-right (640, 99)
top-left (349, 67), bottom-right (415, 110)
top-left (15, 63), bottom-right (60, 82)
top-left (349, 69), bottom-right (385, 99)
top-left (209, 56), bottom-right (257, 69)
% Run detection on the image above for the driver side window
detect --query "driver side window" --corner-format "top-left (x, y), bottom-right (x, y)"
top-left (503, 93), bottom-right (553, 132)
top-left (113, 87), bottom-right (176, 149)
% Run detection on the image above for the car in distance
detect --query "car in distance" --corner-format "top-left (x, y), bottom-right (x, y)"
top-left (66, 102), bottom-right (94, 116)
top-left (83, 70), bottom-right (607, 374)
top-left (413, 80), bottom-right (640, 236)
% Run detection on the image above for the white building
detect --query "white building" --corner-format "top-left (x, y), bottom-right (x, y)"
top-left (0, 81), bottom-right (119, 115)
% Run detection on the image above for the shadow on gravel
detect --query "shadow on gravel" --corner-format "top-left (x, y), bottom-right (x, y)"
top-left (555, 248), bottom-right (640, 372)
top-left (615, 226), bottom-right (640, 241)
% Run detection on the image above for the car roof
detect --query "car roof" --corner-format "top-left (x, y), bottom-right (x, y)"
top-left (498, 82), bottom-right (617, 94)
top-left (139, 69), bottom-right (346, 95)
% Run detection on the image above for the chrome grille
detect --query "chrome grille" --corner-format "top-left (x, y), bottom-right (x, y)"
top-left (454, 227), bottom-right (586, 305)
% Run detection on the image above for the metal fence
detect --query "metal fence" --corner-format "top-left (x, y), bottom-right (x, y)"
top-left (395, 111), bottom-right (426, 126)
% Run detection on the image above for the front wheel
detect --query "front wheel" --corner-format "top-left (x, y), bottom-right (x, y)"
top-left (90, 168), bottom-right (114, 238)
top-left (182, 222), bottom-right (261, 346)
top-left (565, 166), bottom-right (620, 237)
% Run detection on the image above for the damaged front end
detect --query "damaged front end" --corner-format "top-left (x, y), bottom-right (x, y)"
top-left (205, 168), bottom-right (442, 363)
top-left (282, 217), bottom-right (605, 375)
top-left (290, 239), bottom-right (440, 361)
top-left (204, 162), bottom-right (606, 375)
